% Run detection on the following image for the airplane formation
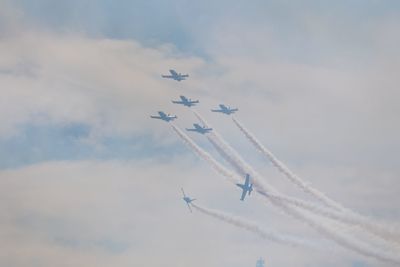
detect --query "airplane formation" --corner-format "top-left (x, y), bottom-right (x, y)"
top-left (153, 70), bottom-right (399, 265)
top-left (152, 70), bottom-right (252, 210)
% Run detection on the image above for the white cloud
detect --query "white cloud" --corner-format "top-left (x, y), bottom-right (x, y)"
top-left (0, 30), bottom-right (205, 140)
top-left (0, 160), bottom-right (365, 267)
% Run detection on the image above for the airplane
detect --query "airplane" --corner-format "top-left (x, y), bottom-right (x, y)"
top-left (162, 69), bottom-right (189, 81)
top-left (150, 111), bottom-right (177, 122)
top-left (181, 188), bottom-right (196, 213)
top-left (236, 174), bottom-right (253, 201)
top-left (211, 104), bottom-right (238, 115)
top-left (186, 123), bottom-right (212, 134)
top-left (172, 95), bottom-right (199, 107)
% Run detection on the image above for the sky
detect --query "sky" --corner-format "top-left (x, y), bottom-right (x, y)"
top-left (0, 1), bottom-right (400, 266)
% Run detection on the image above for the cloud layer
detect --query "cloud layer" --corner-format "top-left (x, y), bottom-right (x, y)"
top-left (1, 1), bottom-right (400, 267)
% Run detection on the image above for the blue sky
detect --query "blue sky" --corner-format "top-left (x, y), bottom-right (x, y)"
top-left (2, 0), bottom-right (400, 169)
top-left (12, 0), bottom-right (400, 57)
top-left (1, 1), bottom-right (400, 267)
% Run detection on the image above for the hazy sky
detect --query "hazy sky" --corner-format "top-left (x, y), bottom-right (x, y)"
top-left (1, 1), bottom-right (399, 267)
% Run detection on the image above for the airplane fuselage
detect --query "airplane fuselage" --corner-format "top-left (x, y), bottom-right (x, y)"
top-left (236, 174), bottom-right (253, 201)
top-left (186, 123), bottom-right (212, 134)
top-left (183, 196), bottom-right (194, 204)
top-left (181, 188), bottom-right (195, 212)
top-left (211, 104), bottom-right (238, 115)
top-left (150, 111), bottom-right (177, 122)
top-left (172, 96), bottom-right (199, 107)
top-left (162, 69), bottom-right (189, 81)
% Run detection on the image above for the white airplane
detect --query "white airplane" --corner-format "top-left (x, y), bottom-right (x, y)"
top-left (211, 104), bottom-right (238, 115)
top-left (150, 111), bottom-right (177, 122)
top-left (181, 188), bottom-right (196, 213)
top-left (236, 174), bottom-right (253, 201)
top-left (172, 95), bottom-right (199, 107)
top-left (186, 123), bottom-right (212, 134)
top-left (162, 69), bottom-right (189, 81)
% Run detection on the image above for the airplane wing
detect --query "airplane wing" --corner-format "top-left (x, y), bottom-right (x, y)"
top-left (181, 188), bottom-right (187, 198)
top-left (187, 203), bottom-right (192, 213)
top-left (240, 188), bottom-right (247, 201)
top-left (211, 109), bottom-right (223, 112)
top-left (189, 100), bottom-right (199, 104)
top-left (186, 128), bottom-right (197, 132)
top-left (244, 174), bottom-right (250, 187)
top-left (181, 74), bottom-right (189, 77)
top-left (172, 101), bottom-right (184, 104)
top-left (150, 116), bottom-right (161, 119)
top-left (236, 183), bottom-right (245, 189)
top-left (162, 75), bottom-right (173, 78)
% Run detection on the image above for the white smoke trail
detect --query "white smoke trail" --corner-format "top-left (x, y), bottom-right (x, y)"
top-left (195, 110), bottom-right (400, 246)
top-left (192, 203), bottom-right (320, 249)
top-left (193, 111), bottom-right (256, 179)
top-left (232, 116), bottom-right (400, 244)
top-left (232, 116), bottom-right (343, 211)
top-left (171, 123), bottom-right (238, 184)
top-left (174, 120), bottom-right (383, 234)
top-left (187, 112), bottom-right (400, 264)
top-left (206, 134), bottom-right (247, 177)
top-left (258, 189), bottom-right (400, 248)
top-left (172, 121), bottom-right (400, 263)
top-left (274, 199), bottom-right (400, 265)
